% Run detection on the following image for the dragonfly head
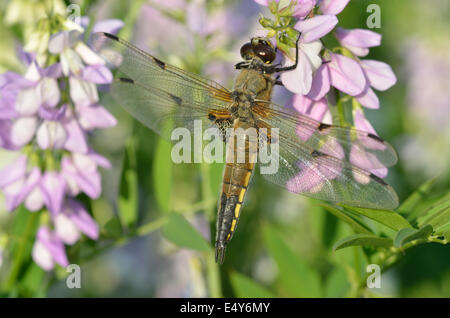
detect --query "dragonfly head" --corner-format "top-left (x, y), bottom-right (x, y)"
top-left (240, 37), bottom-right (276, 65)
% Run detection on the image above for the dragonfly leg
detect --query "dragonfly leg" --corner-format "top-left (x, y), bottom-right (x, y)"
top-left (235, 61), bottom-right (250, 70)
top-left (274, 74), bottom-right (283, 86)
top-left (266, 34), bottom-right (301, 74)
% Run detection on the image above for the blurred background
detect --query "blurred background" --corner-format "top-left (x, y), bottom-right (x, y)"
top-left (0, 0), bottom-right (449, 297)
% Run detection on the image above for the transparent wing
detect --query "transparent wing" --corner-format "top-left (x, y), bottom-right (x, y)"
top-left (90, 32), bottom-right (233, 138)
top-left (254, 101), bottom-right (399, 210)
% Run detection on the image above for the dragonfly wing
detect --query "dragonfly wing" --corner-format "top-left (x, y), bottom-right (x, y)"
top-left (254, 102), bottom-right (399, 210)
top-left (253, 101), bottom-right (398, 170)
top-left (90, 32), bottom-right (233, 139)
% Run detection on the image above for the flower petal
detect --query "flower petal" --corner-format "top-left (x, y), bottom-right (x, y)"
top-left (353, 108), bottom-right (386, 150)
top-left (92, 19), bottom-right (124, 35)
top-left (320, 0), bottom-right (350, 15)
top-left (33, 227), bottom-right (69, 270)
top-left (4, 168), bottom-right (41, 211)
top-left (38, 77), bottom-right (60, 108)
top-left (293, 0), bottom-right (316, 18)
top-left (281, 42), bottom-right (322, 95)
top-left (69, 77), bottom-right (99, 107)
top-left (40, 172), bottom-right (66, 215)
top-left (77, 104), bottom-right (117, 130)
top-left (54, 213), bottom-right (80, 245)
top-left (11, 116), bottom-right (38, 147)
top-left (328, 53), bottom-right (366, 96)
top-left (355, 86), bottom-right (379, 109)
top-left (335, 28), bottom-right (381, 50)
top-left (81, 65), bottom-right (113, 84)
top-left (15, 87), bottom-right (40, 116)
top-left (36, 120), bottom-right (67, 149)
top-left (74, 42), bottom-right (105, 66)
top-left (360, 59), bottom-right (397, 91)
top-left (63, 115), bottom-right (89, 153)
top-left (32, 240), bottom-right (55, 271)
top-left (295, 15), bottom-right (338, 43)
top-left (67, 199), bottom-right (99, 240)
top-left (0, 155), bottom-right (27, 188)
top-left (25, 186), bottom-right (45, 211)
top-left (281, 49), bottom-right (313, 94)
top-left (307, 63), bottom-right (331, 100)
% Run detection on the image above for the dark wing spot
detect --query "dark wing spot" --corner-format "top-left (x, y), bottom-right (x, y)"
top-left (367, 133), bottom-right (384, 143)
top-left (370, 173), bottom-right (388, 186)
top-left (318, 123), bottom-right (331, 131)
top-left (119, 77), bottom-right (134, 84)
top-left (102, 32), bottom-right (119, 41)
top-left (208, 113), bottom-right (216, 121)
top-left (169, 94), bottom-right (182, 105)
top-left (153, 57), bottom-right (166, 69)
top-left (311, 150), bottom-right (325, 157)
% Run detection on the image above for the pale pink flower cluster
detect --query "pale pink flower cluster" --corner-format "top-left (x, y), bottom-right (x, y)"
top-left (0, 18), bottom-right (123, 270)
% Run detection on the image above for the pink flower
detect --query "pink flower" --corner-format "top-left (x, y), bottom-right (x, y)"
top-left (354, 59), bottom-right (397, 109)
top-left (0, 17), bottom-right (122, 271)
top-left (15, 62), bottom-right (61, 116)
top-left (360, 59), bottom-right (397, 91)
top-left (40, 171), bottom-right (66, 215)
top-left (292, 94), bottom-right (329, 121)
top-left (61, 151), bottom-right (110, 199)
top-left (350, 109), bottom-right (388, 178)
top-left (308, 53), bottom-right (367, 100)
top-left (292, 0), bottom-right (317, 19)
top-left (54, 199), bottom-right (99, 245)
top-left (280, 41), bottom-right (323, 94)
top-left (335, 27), bottom-right (381, 57)
top-left (295, 15), bottom-right (338, 43)
top-left (32, 227), bottom-right (69, 271)
top-left (0, 156), bottom-right (43, 212)
top-left (77, 104), bottom-right (117, 130)
top-left (319, 0), bottom-right (350, 15)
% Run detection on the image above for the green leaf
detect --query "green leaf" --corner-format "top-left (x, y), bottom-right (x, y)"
top-left (333, 234), bottom-right (393, 251)
top-left (153, 137), bottom-right (173, 213)
top-left (320, 204), bottom-right (373, 234)
top-left (397, 177), bottom-right (436, 219)
top-left (103, 216), bottom-right (123, 238)
top-left (340, 205), bottom-right (412, 231)
top-left (118, 139), bottom-right (138, 228)
top-left (230, 272), bottom-right (275, 298)
top-left (162, 213), bottom-right (210, 252)
top-left (436, 222), bottom-right (450, 240)
top-left (325, 267), bottom-right (350, 298)
top-left (393, 224), bottom-right (434, 248)
top-left (263, 224), bottom-right (321, 297)
top-left (435, 222), bottom-right (450, 234)
top-left (3, 207), bottom-right (40, 291)
top-left (19, 262), bottom-right (46, 296)
top-left (417, 193), bottom-right (450, 229)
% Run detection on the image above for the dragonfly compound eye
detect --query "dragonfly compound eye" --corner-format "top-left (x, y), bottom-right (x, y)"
top-left (240, 42), bottom-right (254, 61)
top-left (253, 43), bottom-right (276, 64)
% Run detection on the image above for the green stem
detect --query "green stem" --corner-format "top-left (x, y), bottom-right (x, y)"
top-left (356, 236), bottom-right (447, 294)
top-left (4, 212), bottom-right (39, 291)
top-left (79, 216), bottom-right (168, 265)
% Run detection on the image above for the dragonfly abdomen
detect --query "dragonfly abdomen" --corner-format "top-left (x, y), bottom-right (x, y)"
top-left (215, 132), bottom-right (256, 264)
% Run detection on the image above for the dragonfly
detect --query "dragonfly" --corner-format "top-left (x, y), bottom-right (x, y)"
top-left (91, 32), bottom-right (398, 264)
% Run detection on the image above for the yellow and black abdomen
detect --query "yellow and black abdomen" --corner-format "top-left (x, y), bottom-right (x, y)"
top-left (215, 121), bottom-right (257, 264)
